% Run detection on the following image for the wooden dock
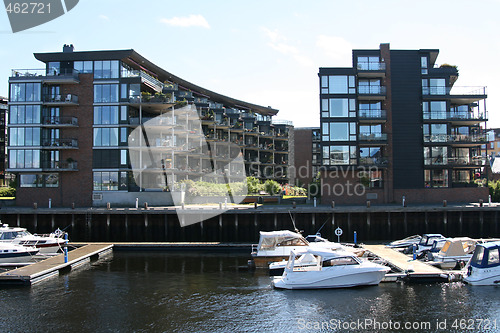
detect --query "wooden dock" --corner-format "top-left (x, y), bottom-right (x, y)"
top-left (0, 244), bottom-right (113, 285)
top-left (363, 245), bottom-right (449, 282)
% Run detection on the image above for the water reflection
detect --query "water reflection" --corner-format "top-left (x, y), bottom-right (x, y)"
top-left (0, 251), bottom-right (499, 332)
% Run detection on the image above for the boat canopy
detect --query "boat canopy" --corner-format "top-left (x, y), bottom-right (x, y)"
top-left (439, 238), bottom-right (476, 257)
top-left (258, 231), bottom-right (308, 250)
top-left (470, 241), bottom-right (500, 268)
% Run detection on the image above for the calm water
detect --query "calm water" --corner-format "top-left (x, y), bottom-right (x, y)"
top-left (1, 251), bottom-right (500, 333)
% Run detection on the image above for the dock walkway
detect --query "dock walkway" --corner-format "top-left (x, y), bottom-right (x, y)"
top-left (363, 245), bottom-right (447, 281)
top-left (0, 244), bottom-right (113, 285)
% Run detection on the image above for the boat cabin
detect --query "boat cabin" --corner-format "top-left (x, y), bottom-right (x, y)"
top-left (470, 241), bottom-right (500, 269)
top-left (437, 238), bottom-right (476, 257)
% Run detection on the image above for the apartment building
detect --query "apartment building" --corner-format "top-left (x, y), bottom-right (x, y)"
top-left (318, 43), bottom-right (488, 204)
top-left (8, 45), bottom-right (293, 207)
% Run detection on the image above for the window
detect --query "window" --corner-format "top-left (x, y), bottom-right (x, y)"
top-left (421, 56), bottom-right (428, 74)
top-left (47, 62), bottom-right (60, 75)
top-left (120, 150), bottom-right (127, 165)
top-left (359, 124), bottom-right (384, 141)
top-left (9, 105), bottom-right (41, 124)
top-left (20, 174), bottom-right (59, 188)
top-left (94, 106), bottom-right (119, 124)
top-left (9, 149), bottom-right (40, 168)
top-left (423, 78), bottom-right (446, 95)
top-left (359, 102), bottom-right (382, 118)
top-left (94, 84), bottom-right (119, 103)
top-left (359, 170), bottom-right (383, 188)
top-left (358, 79), bottom-right (382, 94)
top-left (357, 56), bottom-right (383, 70)
top-left (423, 101), bottom-right (447, 119)
top-left (93, 171), bottom-right (119, 191)
top-left (424, 169), bottom-right (449, 188)
top-left (322, 145), bottom-right (356, 165)
top-left (10, 83), bottom-right (41, 102)
top-left (74, 61), bottom-right (93, 74)
top-left (321, 75), bottom-right (356, 94)
top-left (424, 147), bottom-right (448, 165)
top-left (424, 124), bottom-right (447, 142)
top-left (94, 60), bottom-right (119, 79)
top-left (9, 128), bottom-right (41, 146)
top-left (452, 170), bottom-right (471, 184)
top-left (94, 128), bottom-right (119, 146)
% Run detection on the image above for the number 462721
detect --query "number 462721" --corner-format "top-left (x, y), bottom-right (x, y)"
top-left (5, 2), bottom-right (51, 14)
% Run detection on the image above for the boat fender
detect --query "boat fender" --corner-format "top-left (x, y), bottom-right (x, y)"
top-left (426, 252), bottom-right (434, 261)
top-left (467, 266), bottom-right (472, 277)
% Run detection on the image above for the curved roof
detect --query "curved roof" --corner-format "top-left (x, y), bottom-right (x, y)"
top-left (34, 49), bottom-right (278, 116)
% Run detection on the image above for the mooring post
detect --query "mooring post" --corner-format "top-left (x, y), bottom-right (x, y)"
top-left (64, 233), bottom-right (68, 263)
top-left (354, 231), bottom-right (357, 245)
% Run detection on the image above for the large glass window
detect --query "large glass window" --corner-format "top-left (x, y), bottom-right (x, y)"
top-left (423, 78), bottom-right (446, 95)
top-left (424, 169), bottom-right (449, 188)
top-left (94, 127), bottom-right (119, 146)
top-left (10, 83), bottom-right (41, 102)
top-left (9, 105), bottom-right (41, 124)
top-left (357, 56), bottom-right (382, 70)
top-left (424, 147), bottom-right (448, 165)
top-left (94, 60), bottom-right (119, 79)
top-left (93, 171), bottom-right (119, 191)
top-left (358, 79), bottom-right (382, 94)
top-left (322, 145), bottom-right (357, 165)
top-left (94, 106), bottom-right (119, 124)
top-left (9, 128), bottom-right (40, 146)
top-left (20, 174), bottom-right (58, 188)
top-left (74, 61), bottom-right (93, 74)
top-left (94, 84), bottom-right (119, 103)
top-left (423, 101), bottom-right (447, 119)
top-left (424, 123), bottom-right (447, 142)
top-left (321, 75), bottom-right (356, 94)
top-left (9, 149), bottom-right (40, 168)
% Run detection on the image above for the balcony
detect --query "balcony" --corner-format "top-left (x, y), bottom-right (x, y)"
top-left (358, 109), bottom-right (387, 123)
top-left (359, 157), bottom-right (389, 167)
top-left (422, 86), bottom-right (487, 104)
top-left (423, 134), bottom-right (488, 146)
top-left (357, 86), bottom-right (386, 100)
top-left (41, 161), bottom-right (78, 171)
top-left (11, 68), bottom-right (80, 84)
top-left (423, 111), bottom-right (488, 125)
top-left (424, 156), bottom-right (486, 168)
top-left (359, 133), bottom-right (388, 143)
top-left (357, 62), bottom-right (386, 78)
top-left (41, 138), bottom-right (78, 149)
top-left (122, 68), bottom-right (163, 92)
top-left (43, 94), bottom-right (78, 105)
top-left (41, 116), bottom-right (78, 127)
top-left (194, 97), bottom-right (209, 106)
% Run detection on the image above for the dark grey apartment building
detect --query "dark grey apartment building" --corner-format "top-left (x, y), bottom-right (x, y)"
top-left (318, 43), bottom-right (488, 204)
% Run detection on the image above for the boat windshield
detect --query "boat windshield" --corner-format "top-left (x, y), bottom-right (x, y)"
top-left (0, 231), bottom-right (19, 240)
top-left (323, 256), bottom-right (359, 267)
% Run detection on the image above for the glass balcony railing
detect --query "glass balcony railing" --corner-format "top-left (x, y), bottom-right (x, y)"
top-left (11, 68), bottom-right (79, 81)
top-left (41, 138), bottom-right (78, 148)
top-left (42, 94), bottom-right (78, 104)
top-left (423, 134), bottom-right (488, 143)
top-left (424, 156), bottom-right (486, 166)
top-left (42, 116), bottom-right (78, 126)
top-left (357, 62), bottom-right (386, 71)
top-left (41, 161), bottom-right (78, 170)
top-left (423, 111), bottom-right (488, 121)
top-left (358, 86), bottom-right (386, 95)
top-left (359, 157), bottom-right (389, 166)
top-left (359, 109), bottom-right (387, 119)
top-left (358, 133), bottom-right (387, 141)
top-left (422, 86), bottom-right (487, 96)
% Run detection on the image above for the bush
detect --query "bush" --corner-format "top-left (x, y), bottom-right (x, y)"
top-left (246, 176), bottom-right (261, 194)
top-left (264, 180), bottom-right (282, 196)
top-left (0, 187), bottom-right (16, 197)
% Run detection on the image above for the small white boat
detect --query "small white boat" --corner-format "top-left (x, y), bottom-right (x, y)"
top-left (464, 241), bottom-right (500, 286)
top-left (0, 224), bottom-right (67, 255)
top-left (0, 243), bottom-right (39, 264)
top-left (387, 235), bottom-right (421, 248)
top-left (251, 230), bottom-right (345, 267)
top-left (272, 249), bottom-right (390, 289)
top-left (402, 234), bottom-right (447, 258)
top-left (426, 237), bottom-right (476, 269)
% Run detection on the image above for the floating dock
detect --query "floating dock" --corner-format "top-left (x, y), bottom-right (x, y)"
top-left (0, 244), bottom-right (113, 285)
top-left (363, 245), bottom-right (450, 282)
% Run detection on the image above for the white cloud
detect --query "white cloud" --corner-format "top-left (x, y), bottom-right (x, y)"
top-left (160, 14), bottom-right (210, 29)
top-left (261, 27), bottom-right (314, 67)
top-left (316, 35), bottom-right (353, 65)
top-left (99, 15), bottom-right (109, 21)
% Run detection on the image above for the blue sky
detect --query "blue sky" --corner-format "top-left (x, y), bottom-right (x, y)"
top-left (1, 0), bottom-right (499, 128)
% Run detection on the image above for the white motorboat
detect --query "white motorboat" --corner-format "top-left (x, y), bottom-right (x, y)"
top-left (272, 249), bottom-right (390, 289)
top-left (0, 243), bottom-right (39, 264)
top-left (0, 224), bottom-right (67, 254)
top-left (426, 237), bottom-right (476, 269)
top-left (251, 230), bottom-right (345, 267)
top-left (387, 235), bottom-right (421, 248)
top-left (402, 234), bottom-right (447, 258)
top-left (464, 241), bottom-right (500, 286)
